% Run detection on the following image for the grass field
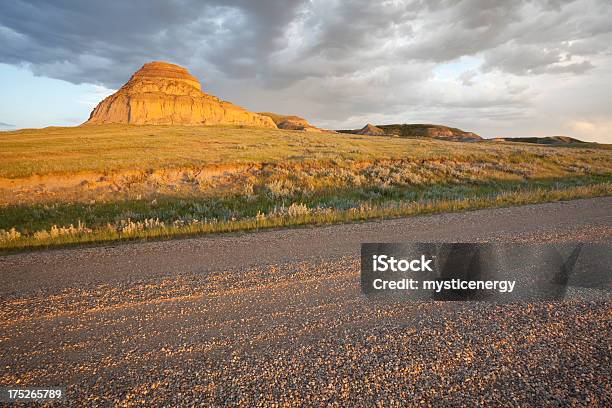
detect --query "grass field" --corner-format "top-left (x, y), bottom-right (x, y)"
top-left (1, 124), bottom-right (611, 251)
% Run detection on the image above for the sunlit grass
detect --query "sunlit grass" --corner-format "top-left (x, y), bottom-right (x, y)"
top-left (1, 124), bottom-right (609, 178)
top-left (1, 124), bottom-right (611, 251)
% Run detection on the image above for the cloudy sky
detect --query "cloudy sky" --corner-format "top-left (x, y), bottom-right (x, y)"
top-left (1, 0), bottom-right (611, 142)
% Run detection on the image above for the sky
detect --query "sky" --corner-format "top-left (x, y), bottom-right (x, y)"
top-left (0, 0), bottom-right (611, 142)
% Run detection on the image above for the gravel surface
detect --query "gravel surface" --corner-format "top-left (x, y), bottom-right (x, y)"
top-left (1, 197), bottom-right (611, 406)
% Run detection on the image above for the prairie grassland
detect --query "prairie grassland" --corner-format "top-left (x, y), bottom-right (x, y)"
top-left (0, 124), bottom-right (611, 251)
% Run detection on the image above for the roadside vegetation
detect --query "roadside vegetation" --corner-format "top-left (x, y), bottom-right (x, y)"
top-left (1, 124), bottom-right (611, 251)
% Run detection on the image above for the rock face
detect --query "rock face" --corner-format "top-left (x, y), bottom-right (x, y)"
top-left (356, 123), bottom-right (385, 136)
top-left (258, 112), bottom-right (335, 133)
top-left (86, 61), bottom-right (277, 128)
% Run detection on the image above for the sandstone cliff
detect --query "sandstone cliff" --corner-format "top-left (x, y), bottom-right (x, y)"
top-left (86, 61), bottom-right (277, 128)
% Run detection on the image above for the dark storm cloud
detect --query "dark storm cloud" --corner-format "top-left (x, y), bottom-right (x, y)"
top-left (1, 0), bottom-right (609, 86)
top-left (0, 0), bottom-right (306, 87)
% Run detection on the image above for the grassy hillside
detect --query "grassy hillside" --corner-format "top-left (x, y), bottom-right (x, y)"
top-left (338, 123), bottom-right (482, 142)
top-left (0, 124), bottom-right (457, 178)
top-left (492, 136), bottom-right (604, 148)
top-left (1, 124), bottom-right (611, 250)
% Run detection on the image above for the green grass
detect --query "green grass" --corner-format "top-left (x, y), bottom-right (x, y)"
top-left (1, 124), bottom-right (611, 251)
top-left (1, 181), bottom-right (609, 252)
top-left (1, 175), bottom-right (609, 234)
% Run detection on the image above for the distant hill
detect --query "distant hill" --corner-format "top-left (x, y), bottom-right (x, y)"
top-left (258, 112), bottom-right (334, 133)
top-left (355, 123), bottom-right (385, 136)
top-left (491, 136), bottom-right (597, 146)
top-left (338, 123), bottom-right (482, 142)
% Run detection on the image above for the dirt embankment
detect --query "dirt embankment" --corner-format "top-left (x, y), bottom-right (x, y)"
top-left (0, 164), bottom-right (254, 205)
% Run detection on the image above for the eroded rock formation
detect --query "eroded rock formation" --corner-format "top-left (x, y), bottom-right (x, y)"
top-left (86, 61), bottom-right (277, 128)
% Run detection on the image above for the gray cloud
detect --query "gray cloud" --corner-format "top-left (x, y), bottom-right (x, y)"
top-left (1, 0), bottom-right (611, 141)
top-left (0, 122), bottom-right (15, 127)
top-left (482, 41), bottom-right (596, 75)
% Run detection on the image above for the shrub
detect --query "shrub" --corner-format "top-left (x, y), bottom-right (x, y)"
top-left (0, 228), bottom-right (21, 242)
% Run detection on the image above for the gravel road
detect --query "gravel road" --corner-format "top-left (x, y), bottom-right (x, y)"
top-left (1, 197), bottom-right (611, 406)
